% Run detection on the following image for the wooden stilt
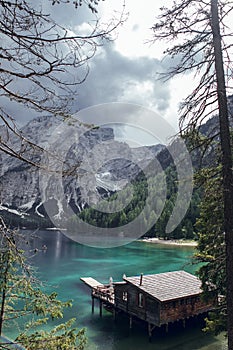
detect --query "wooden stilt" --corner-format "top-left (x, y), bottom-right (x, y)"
top-left (113, 308), bottom-right (117, 322)
top-left (92, 296), bottom-right (94, 314)
top-left (129, 315), bottom-right (133, 329)
top-left (183, 319), bottom-right (186, 328)
top-left (148, 324), bottom-right (156, 342)
top-left (148, 323), bottom-right (152, 342)
top-left (99, 300), bottom-right (102, 317)
top-left (165, 323), bottom-right (169, 333)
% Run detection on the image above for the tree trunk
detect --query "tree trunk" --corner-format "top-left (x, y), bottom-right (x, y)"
top-left (0, 287), bottom-right (6, 336)
top-left (211, 1), bottom-right (233, 348)
top-left (0, 255), bottom-right (9, 336)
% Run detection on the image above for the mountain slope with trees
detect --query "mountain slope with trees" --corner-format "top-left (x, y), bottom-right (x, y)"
top-left (152, 0), bottom-right (233, 347)
top-left (0, 0), bottom-right (124, 348)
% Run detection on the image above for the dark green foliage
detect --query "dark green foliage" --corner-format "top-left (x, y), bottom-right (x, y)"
top-left (75, 165), bottom-right (200, 240)
top-left (195, 167), bottom-right (226, 334)
top-left (78, 176), bottom-right (148, 228)
top-left (0, 221), bottom-right (86, 349)
top-left (0, 210), bottom-right (53, 230)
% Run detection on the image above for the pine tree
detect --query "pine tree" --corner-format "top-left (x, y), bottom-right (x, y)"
top-left (152, 1), bottom-right (233, 346)
top-left (0, 219), bottom-right (86, 349)
top-left (195, 167), bottom-right (226, 333)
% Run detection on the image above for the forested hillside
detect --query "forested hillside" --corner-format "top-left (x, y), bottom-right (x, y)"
top-left (77, 164), bottom-right (201, 240)
top-left (1, 96), bottom-right (233, 240)
top-left (76, 95), bottom-right (233, 240)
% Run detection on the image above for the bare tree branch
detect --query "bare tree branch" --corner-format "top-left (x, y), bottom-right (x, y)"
top-left (0, 0), bottom-right (126, 166)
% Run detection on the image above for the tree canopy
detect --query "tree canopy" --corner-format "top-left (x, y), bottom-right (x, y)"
top-left (152, 0), bottom-right (233, 133)
top-left (0, 1), bottom-right (124, 348)
top-left (152, 0), bottom-right (233, 347)
top-left (0, 218), bottom-right (86, 349)
top-left (0, 0), bottom-right (124, 164)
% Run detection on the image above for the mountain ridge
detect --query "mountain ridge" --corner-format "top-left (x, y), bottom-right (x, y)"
top-left (0, 115), bottom-right (164, 227)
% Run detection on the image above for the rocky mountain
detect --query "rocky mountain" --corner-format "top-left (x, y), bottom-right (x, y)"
top-left (188, 94), bottom-right (233, 169)
top-left (0, 115), bottom-right (164, 227)
top-left (2, 94), bottom-right (233, 229)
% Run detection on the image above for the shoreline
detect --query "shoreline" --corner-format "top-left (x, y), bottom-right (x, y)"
top-left (139, 237), bottom-right (198, 247)
top-left (20, 227), bottom-right (198, 247)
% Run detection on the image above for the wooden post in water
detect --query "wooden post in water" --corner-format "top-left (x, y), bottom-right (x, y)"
top-left (148, 323), bottom-right (156, 342)
top-left (113, 308), bottom-right (117, 322)
top-left (129, 315), bottom-right (133, 329)
top-left (99, 300), bottom-right (102, 317)
top-left (148, 323), bottom-right (152, 342)
top-left (91, 295), bottom-right (94, 314)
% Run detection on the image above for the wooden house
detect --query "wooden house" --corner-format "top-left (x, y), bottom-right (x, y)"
top-left (114, 270), bottom-right (214, 327)
top-left (81, 270), bottom-right (215, 340)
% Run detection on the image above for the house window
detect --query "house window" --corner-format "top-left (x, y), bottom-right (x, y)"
top-left (138, 293), bottom-right (144, 308)
top-left (123, 291), bottom-right (128, 302)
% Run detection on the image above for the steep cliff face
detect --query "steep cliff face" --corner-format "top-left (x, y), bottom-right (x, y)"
top-left (0, 115), bottom-right (164, 226)
top-left (2, 95), bottom-right (233, 228)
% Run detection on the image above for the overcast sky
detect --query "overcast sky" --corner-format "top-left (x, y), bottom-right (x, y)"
top-left (71, 0), bottom-right (194, 132)
top-left (5, 0), bottom-right (197, 145)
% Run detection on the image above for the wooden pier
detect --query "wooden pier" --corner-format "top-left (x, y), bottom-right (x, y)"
top-left (80, 271), bottom-right (215, 341)
top-left (80, 277), bottom-right (104, 289)
top-left (80, 277), bottom-right (115, 316)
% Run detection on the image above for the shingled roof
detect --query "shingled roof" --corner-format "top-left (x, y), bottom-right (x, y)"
top-left (123, 270), bottom-right (202, 302)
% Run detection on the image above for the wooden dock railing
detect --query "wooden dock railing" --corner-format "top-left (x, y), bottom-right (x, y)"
top-left (92, 285), bottom-right (115, 304)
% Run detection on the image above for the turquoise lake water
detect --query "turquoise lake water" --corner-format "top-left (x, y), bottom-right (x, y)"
top-left (6, 230), bottom-right (226, 349)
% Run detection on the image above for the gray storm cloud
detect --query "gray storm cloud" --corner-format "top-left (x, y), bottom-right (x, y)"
top-left (1, 1), bottom-right (172, 128)
top-left (7, 42), bottom-right (171, 127)
top-left (75, 43), bottom-right (171, 113)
